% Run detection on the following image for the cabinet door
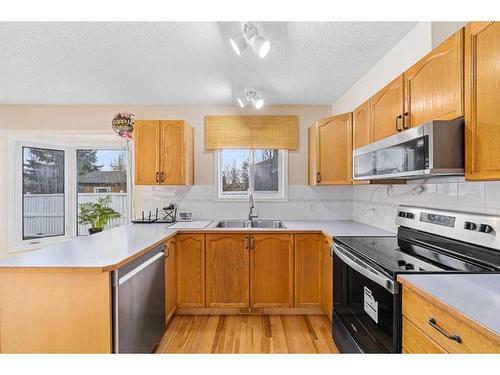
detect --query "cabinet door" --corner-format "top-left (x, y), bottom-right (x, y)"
top-left (316, 113), bottom-right (353, 185)
top-left (176, 234), bottom-right (205, 308)
top-left (322, 237), bottom-right (333, 321)
top-left (134, 120), bottom-right (160, 185)
top-left (159, 120), bottom-right (185, 185)
top-left (371, 75), bottom-right (404, 141)
top-left (353, 99), bottom-right (372, 149)
top-left (465, 22), bottom-right (500, 180)
top-left (294, 234), bottom-right (322, 307)
top-left (206, 234), bottom-right (249, 308)
top-left (308, 124), bottom-right (319, 186)
top-left (250, 234), bottom-right (293, 308)
top-left (165, 238), bottom-right (176, 324)
top-left (404, 29), bottom-right (464, 128)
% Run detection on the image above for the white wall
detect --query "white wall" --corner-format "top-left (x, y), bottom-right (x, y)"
top-left (331, 22), bottom-right (432, 114)
top-left (332, 20), bottom-right (500, 233)
top-left (0, 104), bottom-right (338, 259)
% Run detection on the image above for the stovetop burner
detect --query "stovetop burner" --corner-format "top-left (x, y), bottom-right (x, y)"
top-left (334, 230), bottom-right (499, 277)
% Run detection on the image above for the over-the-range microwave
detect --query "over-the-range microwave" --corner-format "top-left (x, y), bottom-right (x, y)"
top-left (352, 117), bottom-right (464, 180)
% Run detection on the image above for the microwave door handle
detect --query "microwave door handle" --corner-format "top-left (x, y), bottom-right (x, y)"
top-left (332, 243), bottom-right (397, 294)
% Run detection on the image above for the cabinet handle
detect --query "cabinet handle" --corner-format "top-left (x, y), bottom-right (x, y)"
top-left (395, 114), bottom-right (403, 132)
top-left (165, 244), bottom-right (170, 258)
top-left (316, 172), bottom-right (321, 183)
top-left (428, 318), bottom-right (462, 344)
top-left (402, 112), bottom-right (410, 130)
top-left (155, 172), bottom-right (160, 183)
top-left (250, 236), bottom-right (254, 250)
top-left (245, 236), bottom-right (249, 249)
top-left (160, 171), bottom-right (165, 183)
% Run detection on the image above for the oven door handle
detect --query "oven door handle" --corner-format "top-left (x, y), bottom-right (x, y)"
top-left (332, 243), bottom-right (398, 294)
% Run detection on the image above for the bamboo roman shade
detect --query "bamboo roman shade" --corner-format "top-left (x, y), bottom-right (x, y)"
top-left (205, 115), bottom-right (299, 150)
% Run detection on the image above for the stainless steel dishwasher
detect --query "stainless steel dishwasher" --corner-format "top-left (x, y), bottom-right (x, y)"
top-left (112, 244), bottom-right (166, 353)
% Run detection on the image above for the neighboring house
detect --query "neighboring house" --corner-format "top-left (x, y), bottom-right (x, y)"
top-left (78, 170), bottom-right (127, 193)
top-left (254, 152), bottom-right (278, 191)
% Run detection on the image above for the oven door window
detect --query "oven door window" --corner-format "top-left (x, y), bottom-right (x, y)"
top-left (334, 256), bottom-right (396, 353)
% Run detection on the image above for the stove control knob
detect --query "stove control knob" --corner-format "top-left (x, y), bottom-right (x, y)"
top-left (405, 263), bottom-right (415, 270)
top-left (397, 260), bottom-right (407, 267)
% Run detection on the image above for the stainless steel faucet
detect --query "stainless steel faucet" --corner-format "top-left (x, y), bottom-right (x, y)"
top-left (248, 193), bottom-right (258, 221)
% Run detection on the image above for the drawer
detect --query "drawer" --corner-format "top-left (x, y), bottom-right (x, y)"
top-left (402, 286), bottom-right (500, 353)
top-left (402, 316), bottom-right (447, 354)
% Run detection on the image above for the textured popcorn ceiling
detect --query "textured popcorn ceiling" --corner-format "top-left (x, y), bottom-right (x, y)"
top-left (0, 22), bottom-right (417, 105)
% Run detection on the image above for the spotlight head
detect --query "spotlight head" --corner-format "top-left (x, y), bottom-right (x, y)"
top-left (251, 36), bottom-right (270, 58)
top-left (236, 97), bottom-right (246, 108)
top-left (230, 32), bottom-right (247, 55)
top-left (229, 22), bottom-right (270, 58)
top-left (253, 96), bottom-right (264, 110)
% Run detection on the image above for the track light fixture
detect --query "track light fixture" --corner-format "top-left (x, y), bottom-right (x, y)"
top-left (230, 23), bottom-right (270, 58)
top-left (236, 89), bottom-right (264, 110)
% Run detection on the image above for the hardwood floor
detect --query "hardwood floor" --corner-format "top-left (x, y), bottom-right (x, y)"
top-left (157, 315), bottom-right (337, 354)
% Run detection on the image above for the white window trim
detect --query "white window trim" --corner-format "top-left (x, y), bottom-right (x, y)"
top-left (7, 136), bottom-right (129, 253)
top-left (215, 149), bottom-right (288, 202)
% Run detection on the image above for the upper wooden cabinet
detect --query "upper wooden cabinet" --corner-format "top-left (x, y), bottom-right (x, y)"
top-left (404, 29), bottom-right (464, 128)
top-left (371, 75), bottom-right (405, 142)
top-left (309, 113), bottom-right (352, 185)
top-left (250, 234), bottom-right (294, 308)
top-left (465, 22), bottom-right (500, 181)
top-left (175, 233), bottom-right (205, 308)
top-left (134, 120), bottom-right (194, 185)
top-left (353, 99), bottom-right (372, 149)
top-left (205, 234), bottom-right (249, 308)
top-left (294, 234), bottom-right (322, 308)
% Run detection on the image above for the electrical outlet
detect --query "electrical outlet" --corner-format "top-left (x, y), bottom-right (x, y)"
top-left (307, 203), bottom-right (315, 212)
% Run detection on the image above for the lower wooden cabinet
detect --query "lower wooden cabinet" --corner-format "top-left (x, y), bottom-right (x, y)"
top-left (322, 236), bottom-right (333, 321)
top-left (250, 234), bottom-right (294, 308)
top-left (165, 238), bottom-right (176, 324)
top-left (294, 234), bottom-right (322, 307)
top-left (176, 233), bottom-right (205, 308)
top-left (205, 234), bottom-right (250, 308)
top-left (401, 284), bottom-right (500, 353)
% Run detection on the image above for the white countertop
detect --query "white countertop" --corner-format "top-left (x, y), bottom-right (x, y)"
top-left (399, 274), bottom-right (500, 335)
top-left (0, 220), bottom-right (393, 271)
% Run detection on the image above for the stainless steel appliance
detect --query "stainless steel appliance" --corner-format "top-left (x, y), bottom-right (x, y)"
top-left (112, 244), bottom-right (166, 353)
top-left (353, 117), bottom-right (464, 180)
top-left (332, 206), bottom-right (500, 353)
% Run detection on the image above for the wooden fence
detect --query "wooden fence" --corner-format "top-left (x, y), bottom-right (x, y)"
top-left (23, 193), bottom-right (129, 238)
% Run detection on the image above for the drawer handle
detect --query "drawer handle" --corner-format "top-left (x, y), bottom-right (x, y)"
top-left (428, 318), bottom-right (462, 344)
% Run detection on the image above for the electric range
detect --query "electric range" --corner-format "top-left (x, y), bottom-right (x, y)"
top-left (331, 205), bottom-right (500, 353)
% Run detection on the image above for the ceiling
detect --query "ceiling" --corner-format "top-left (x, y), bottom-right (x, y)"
top-left (0, 22), bottom-right (417, 105)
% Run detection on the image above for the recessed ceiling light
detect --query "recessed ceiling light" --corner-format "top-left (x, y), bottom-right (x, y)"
top-left (229, 23), bottom-right (270, 59)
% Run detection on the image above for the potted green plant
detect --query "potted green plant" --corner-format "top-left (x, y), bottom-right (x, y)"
top-left (78, 196), bottom-right (122, 235)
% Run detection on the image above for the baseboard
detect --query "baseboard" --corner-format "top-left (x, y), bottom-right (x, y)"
top-left (175, 306), bottom-right (325, 315)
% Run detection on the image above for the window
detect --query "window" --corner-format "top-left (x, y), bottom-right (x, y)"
top-left (10, 139), bottom-right (129, 251)
top-left (22, 147), bottom-right (65, 240)
top-left (76, 149), bottom-right (128, 236)
top-left (217, 149), bottom-right (287, 200)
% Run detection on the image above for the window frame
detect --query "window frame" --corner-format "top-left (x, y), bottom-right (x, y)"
top-left (8, 137), bottom-right (129, 253)
top-left (215, 149), bottom-right (288, 202)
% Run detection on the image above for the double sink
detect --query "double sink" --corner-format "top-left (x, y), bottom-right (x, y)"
top-left (214, 220), bottom-right (286, 229)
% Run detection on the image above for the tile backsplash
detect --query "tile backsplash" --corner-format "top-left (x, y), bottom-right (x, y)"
top-left (135, 178), bottom-right (500, 233)
top-left (353, 177), bottom-right (500, 233)
top-left (136, 185), bottom-right (353, 221)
